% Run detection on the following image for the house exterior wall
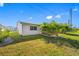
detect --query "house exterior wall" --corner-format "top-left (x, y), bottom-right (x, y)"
top-left (22, 25), bottom-right (41, 35)
top-left (17, 22), bottom-right (23, 35)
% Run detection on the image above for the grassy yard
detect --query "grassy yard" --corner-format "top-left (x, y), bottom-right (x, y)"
top-left (0, 34), bottom-right (79, 56)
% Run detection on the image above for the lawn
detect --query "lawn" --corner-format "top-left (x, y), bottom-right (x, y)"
top-left (0, 34), bottom-right (79, 56)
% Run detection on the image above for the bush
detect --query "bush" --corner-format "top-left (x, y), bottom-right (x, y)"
top-left (9, 31), bottom-right (20, 41)
top-left (0, 29), bottom-right (20, 42)
top-left (0, 29), bottom-right (9, 42)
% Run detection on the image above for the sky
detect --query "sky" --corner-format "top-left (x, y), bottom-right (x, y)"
top-left (0, 3), bottom-right (79, 27)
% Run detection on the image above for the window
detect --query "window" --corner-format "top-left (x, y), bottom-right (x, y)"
top-left (30, 26), bottom-right (37, 30)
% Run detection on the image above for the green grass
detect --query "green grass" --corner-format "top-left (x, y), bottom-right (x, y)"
top-left (60, 34), bottom-right (79, 41)
top-left (67, 31), bottom-right (79, 35)
top-left (0, 34), bottom-right (79, 56)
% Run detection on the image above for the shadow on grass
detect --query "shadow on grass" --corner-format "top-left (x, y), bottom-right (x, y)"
top-left (1, 34), bottom-right (79, 49)
top-left (42, 35), bottom-right (79, 49)
top-left (1, 35), bottom-right (43, 47)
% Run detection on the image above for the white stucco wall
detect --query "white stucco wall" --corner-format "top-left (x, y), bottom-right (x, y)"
top-left (22, 25), bottom-right (41, 35)
top-left (17, 22), bottom-right (23, 35)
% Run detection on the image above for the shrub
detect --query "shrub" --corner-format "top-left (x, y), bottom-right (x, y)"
top-left (9, 31), bottom-right (20, 41)
top-left (0, 29), bottom-right (20, 43)
top-left (0, 29), bottom-right (9, 42)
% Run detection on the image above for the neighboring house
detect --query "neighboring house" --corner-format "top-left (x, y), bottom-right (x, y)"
top-left (0, 24), bottom-right (5, 29)
top-left (0, 24), bottom-right (16, 31)
top-left (17, 21), bottom-right (41, 36)
top-left (5, 26), bottom-right (17, 31)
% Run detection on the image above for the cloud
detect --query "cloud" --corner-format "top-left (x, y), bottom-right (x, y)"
top-left (46, 16), bottom-right (53, 20)
top-left (29, 17), bottom-right (33, 19)
top-left (55, 14), bottom-right (61, 19)
top-left (73, 7), bottom-right (78, 11)
top-left (0, 3), bottom-right (4, 7)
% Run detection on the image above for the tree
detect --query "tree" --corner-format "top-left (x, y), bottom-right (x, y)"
top-left (40, 22), bottom-right (49, 34)
top-left (59, 23), bottom-right (71, 34)
top-left (40, 20), bottom-right (71, 37)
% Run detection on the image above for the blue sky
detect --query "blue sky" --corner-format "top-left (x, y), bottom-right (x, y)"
top-left (0, 3), bottom-right (79, 27)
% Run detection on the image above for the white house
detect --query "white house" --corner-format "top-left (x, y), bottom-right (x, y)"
top-left (17, 21), bottom-right (41, 36)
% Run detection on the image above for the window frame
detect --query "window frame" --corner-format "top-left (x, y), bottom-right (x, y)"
top-left (30, 26), bottom-right (37, 30)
